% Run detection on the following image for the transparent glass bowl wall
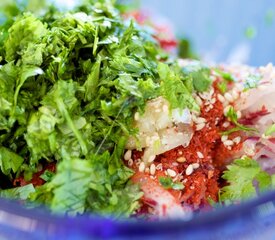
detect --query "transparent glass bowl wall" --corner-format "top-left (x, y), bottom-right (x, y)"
top-left (1, 190), bottom-right (275, 240)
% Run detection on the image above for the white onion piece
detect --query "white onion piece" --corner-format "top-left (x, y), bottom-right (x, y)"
top-left (125, 97), bottom-right (193, 163)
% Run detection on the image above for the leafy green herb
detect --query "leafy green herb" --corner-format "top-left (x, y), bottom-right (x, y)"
top-left (40, 170), bottom-right (54, 182)
top-left (0, 184), bottom-right (35, 200)
top-left (182, 62), bottom-right (212, 92)
top-left (217, 81), bottom-right (228, 94)
top-left (220, 157), bottom-right (271, 203)
top-left (159, 176), bottom-right (185, 190)
top-left (0, 0), bottom-right (200, 217)
top-left (243, 74), bottom-right (261, 91)
top-left (264, 124), bottom-right (275, 137)
top-left (214, 69), bottom-right (234, 82)
top-left (223, 106), bottom-right (256, 135)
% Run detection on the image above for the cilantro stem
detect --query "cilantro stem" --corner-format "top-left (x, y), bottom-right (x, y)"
top-left (56, 98), bottom-right (88, 155)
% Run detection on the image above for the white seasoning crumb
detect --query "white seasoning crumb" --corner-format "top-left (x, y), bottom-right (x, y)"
top-left (167, 169), bottom-right (177, 177)
top-left (124, 150), bottom-right (132, 161)
top-left (186, 164), bottom-right (194, 175)
top-left (224, 140), bottom-right (234, 146)
top-left (139, 162), bottom-right (145, 172)
top-left (221, 135), bottom-right (228, 142)
top-left (233, 136), bottom-right (241, 144)
top-left (150, 164), bottom-right (156, 175)
top-left (148, 155), bottom-right (156, 163)
top-left (192, 163), bottom-right (200, 169)
top-left (196, 123), bottom-right (206, 131)
top-left (197, 151), bottom-right (204, 159)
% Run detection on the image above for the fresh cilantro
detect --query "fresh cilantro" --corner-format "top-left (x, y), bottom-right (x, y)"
top-left (223, 106), bottom-right (257, 135)
top-left (0, 0), bottom-right (200, 217)
top-left (158, 62), bottom-right (199, 112)
top-left (214, 69), bottom-right (235, 82)
top-left (0, 184), bottom-right (35, 200)
top-left (264, 124), bottom-right (275, 136)
top-left (159, 176), bottom-right (185, 190)
top-left (217, 81), bottom-right (228, 94)
top-left (220, 157), bottom-right (272, 203)
top-left (243, 74), bottom-right (261, 91)
top-left (182, 62), bottom-right (212, 92)
top-left (40, 170), bottom-right (54, 182)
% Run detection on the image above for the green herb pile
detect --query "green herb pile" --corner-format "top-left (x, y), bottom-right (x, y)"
top-left (0, 0), bottom-right (210, 217)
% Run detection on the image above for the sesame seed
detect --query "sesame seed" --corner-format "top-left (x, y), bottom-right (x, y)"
top-left (195, 117), bottom-right (206, 124)
top-left (124, 150), bottom-right (132, 161)
top-left (128, 159), bottom-right (133, 166)
top-left (217, 94), bottom-right (225, 103)
top-left (134, 112), bottom-right (140, 121)
top-left (178, 151), bottom-right (183, 155)
top-left (196, 123), bottom-right (206, 131)
top-left (224, 92), bottom-right (234, 102)
top-left (233, 136), bottom-right (241, 144)
top-left (145, 167), bottom-right (150, 173)
top-left (156, 163), bottom-right (163, 170)
top-left (210, 98), bottom-right (216, 104)
top-left (195, 96), bottom-right (203, 106)
top-left (237, 111), bottom-right (242, 119)
top-left (197, 151), bottom-right (204, 159)
top-left (222, 122), bottom-right (230, 128)
top-left (221, 135), bottom-right (228, 142)
top-left (186, 164), bottom-right (194, 175)
top-left (227, 146), bottom-right (232, 150)
top-left (139, 162), bottom-right (145, 172)
top-left (148, 155), bottom-right (156, 163)
top-left (232, 89), bottom-right (239, 100)
top-left (167, 169), bottom-right (177, 177)
top-left (224, 140), bottom-right (234, 146)
top-left (192, 163), bottom-right (200, 169)
top-left (177, 156), bottom-right (186, 163)
top-left (150, 164), bottom-right (156, 175)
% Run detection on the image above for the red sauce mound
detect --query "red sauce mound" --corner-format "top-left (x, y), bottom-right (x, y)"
top-left (129, 85), bottom-right (244, 214)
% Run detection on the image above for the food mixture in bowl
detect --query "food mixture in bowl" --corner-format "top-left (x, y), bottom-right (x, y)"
top-left (0, 0), bottom-right (275, 220)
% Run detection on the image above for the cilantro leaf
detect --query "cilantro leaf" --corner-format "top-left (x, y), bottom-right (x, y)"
top-left (220, 157), bottom-right (272, 203)
top-left (244, 74), bottom-right (261, 91)
top-left (223, 106), bottom-right (257, 135)
top-left (159, 176), bottom-right (184, 190)
top-left (0, 184), bottom-right (35, 200)
top-left (264, 124), bottom-right (275, 136)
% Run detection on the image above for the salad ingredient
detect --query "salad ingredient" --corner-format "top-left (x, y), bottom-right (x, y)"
top-left (220, 156), bottom-right (272, 203)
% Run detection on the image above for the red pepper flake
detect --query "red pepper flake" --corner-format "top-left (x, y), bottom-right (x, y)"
top-left (13, 162), bottom-right (56, 187)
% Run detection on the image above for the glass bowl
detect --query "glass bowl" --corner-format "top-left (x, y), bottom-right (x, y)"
top-left (1, 189), bottom-right (275, 239)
